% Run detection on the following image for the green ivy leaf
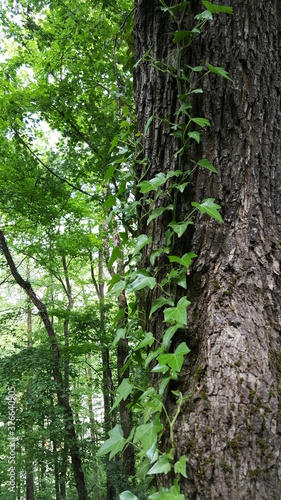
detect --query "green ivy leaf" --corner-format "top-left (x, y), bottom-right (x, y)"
top-left (149, 297), bottom-right (174, 319)
top-left (168, 220), bottom-right (192, 237)
top-left (169, 252), bottom-right (197, 268)
top-left (163, 324), bottom-right (182, 350)
top-left (164, 297), bottom-right (191, 325)
top-left (108, 246), bottom-right (122, 270)
top-left (188, 130), bottom-right (200, 143)
top-left (174, 455), bottom-right (188, 478)
top-left (191, 117), bottom-right (210, 128)
top-left (134, 415), bottom-right (163, 453)
top-left (197, 158), bottom-right (217, 173)
top-left (112, 379), bottom-right (134, 411)
top-left (202, 1), bottom-right (233, 14)
top-left (173, 30), bottom-right (193, 43)
top-left (108, 280), bottom-right (126, 297)
top-left (148, 455), bottom-right (171, 475)
top-left (97, 424), bottom-right (125, 460)
top-left (151, 364), bottom-right (170, 374)
top-left (128, 273), bottom-right (156, 292)
top-left (135, 332), bottom-right (155, 351)
top-left (112, 328), bottom-right (126, 347)
top-left (207, 62), bottom-right (232, 81)
top-left (147, 204), bottom-right (173, 225)
top-left (157, 342), bottom-right (190, 373)
top-left (119, 491), bottom-right (138, 500)
top-left (132, 234), bottom-right (152, 258)
top-left (191, 198), bottom-right (223, 222)
top-left (138, 173), bottom-right (167, 193)
top-left (145, 114), bottom-right (155, 135)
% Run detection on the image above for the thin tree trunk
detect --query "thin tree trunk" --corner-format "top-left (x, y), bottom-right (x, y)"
top-left (0, 230), bottom-right (88, 500)
top-left (87, 362), bottom-right (100, 500)
top-left (134, 1), bottom-right (281, 498)
top-left (26, 263), bottom-right (35, 500)
top-left (90, 248), bottom-right (116, 499)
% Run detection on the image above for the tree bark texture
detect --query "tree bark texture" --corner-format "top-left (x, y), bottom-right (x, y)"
top-left (134, 1), bottom-right (281, 498)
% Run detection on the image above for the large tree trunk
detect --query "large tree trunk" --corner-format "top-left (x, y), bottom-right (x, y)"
top-left (134, 1), bottom-right (281, 498)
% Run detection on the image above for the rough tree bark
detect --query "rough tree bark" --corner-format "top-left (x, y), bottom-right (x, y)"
top-left (134, 1), bottom-right (281, 498)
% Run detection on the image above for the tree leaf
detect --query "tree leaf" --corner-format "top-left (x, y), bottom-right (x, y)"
top-left (97, 424), bottom-right (125, 460)
top-left (191, 198), bottom-right (223, 222)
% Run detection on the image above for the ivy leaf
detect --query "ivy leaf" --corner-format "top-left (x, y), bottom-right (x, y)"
top-left (138, 173), bottom-right (167, 193)
top-left (108, 246), bottom-right (122, 270)
top-left (112, 328), bottom-right (126, 347)
top-left (173, 30), bottom-right (193, 43)
top-left (135, 332), bottom-right (155, 351)
top-left (132, 234), bottom-right (152, 258)
top-left (147, 205), bottom-right (173, 225)
top-left (133, 415), bottom-right (163, 453)
top-left (128, 273), bottom-right (156, 292)
top-left (169, 252), bottom-right (197, 269)
top-left (168, 220), bottom-right (193, 237)
top-left (174, 455), bottom-right (188, 478)
top-left (191, 117), bottom-right (210, 128)
top-left (112, 379), bottom-right (134, 411)
top-left (97, 424), bottom-right (125, 460)
top-left (207, 62), bottom-right (232, 81)
top-left (164, 297), bottom-right (191, 325)
top-left (147, 455), bottom-right (171, 475)
top-left (188, 131), bottom-right (200, 143)
top-left (149, 297), bottom-right (174, 319)
top-left (145, 114), bottom-right (155, 135)
top-left (157, 342), bottom-right (190, 373)
top-left (108, 280), bottom-right (126, 297)
top-left (163, 324), bottom-right (182, 350)
top-left (103, 194), bottom-right (117, 210)
top-left (202, 1), bottom-right (233, 14)
top-left (151, 364), bottom-right (170, 374)
top-left (119, 491), bottom-right (139, 500)
top-left (150, 246), bottom-right (170, 266)
top-left (148, 484), bottom-right (185, 499)
top-left (197, 158), bottom-right (217, 173)
top-left (191, 198), bottom-right (223, 222)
